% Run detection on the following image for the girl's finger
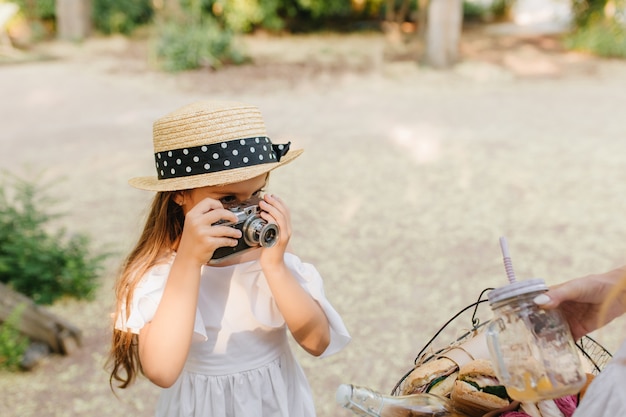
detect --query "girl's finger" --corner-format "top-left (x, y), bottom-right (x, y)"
top-left (211, 225), bottom-right (243, 240)
top-left (212, 236), bottom-right (240, 249)
top-left (190, 197), bottom-right (223, 214)
top-left (261, 195), bottom-right (290, 221)
top-left (205, 208), bottom-right (239, 225)
top-left (259, 205), bottom-right (288, 235)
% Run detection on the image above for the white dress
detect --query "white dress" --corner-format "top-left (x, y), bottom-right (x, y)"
top-left (572, 338), bottom-right (626, 416)
top-left (117, 252), bottom-right (351, 417)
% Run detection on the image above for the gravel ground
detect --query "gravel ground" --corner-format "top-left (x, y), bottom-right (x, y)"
top-left (1, 29), bottom-right (626, 417)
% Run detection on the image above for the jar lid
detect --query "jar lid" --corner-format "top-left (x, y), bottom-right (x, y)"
top-left (488, 278), bottom-right (548, 305)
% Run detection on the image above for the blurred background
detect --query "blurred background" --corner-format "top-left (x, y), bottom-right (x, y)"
top-left (1, 0), bottom-right (626, 416)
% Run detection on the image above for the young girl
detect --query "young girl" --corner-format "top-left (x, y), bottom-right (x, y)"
top-left (109, 101), bottom-right (351, 417)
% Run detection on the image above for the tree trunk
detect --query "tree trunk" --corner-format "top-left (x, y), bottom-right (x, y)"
top-left (424, 0), bottom-right (463, 68)
top-left (56, 0), bottom-right (92, 41)
top-left (0, 282), bottom-right (82, 355)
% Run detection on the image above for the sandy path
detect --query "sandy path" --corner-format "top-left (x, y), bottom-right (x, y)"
top-left (1, 31), bottom-right (626, 417)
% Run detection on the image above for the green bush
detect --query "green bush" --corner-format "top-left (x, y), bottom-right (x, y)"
top-left (13, 0), bottom-right (153, 36)
top-left (296, 0), bottom-right (355, 19)
top-left (572, 0), bottom-right (610, 27)
top-left (12, 0), bottom-right (55, 20)
top-left (463, 0), bottom-right (513, 22)
top-left (0, 175), bottom-right (105, 305)
top-left (565, 19), bottom-right (626, 58)
top-left (216, 0), bottom-right (285, 32)
top-left (0, 304), bottom-right (28, 371)
top-left (92, 0), bottom-right (154, 35)
top-left (189, 0), bottom-right (384, 33)
top-left (153, 17), bottom-right (247, 71)
top-left (10, 0), bottom-right (57, 41)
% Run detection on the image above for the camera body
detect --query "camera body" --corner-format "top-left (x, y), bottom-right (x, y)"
top-left (209, 196), bottom-right (279, 264)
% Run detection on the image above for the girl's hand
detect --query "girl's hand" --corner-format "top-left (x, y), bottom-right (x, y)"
top-left (258, 194), bottom-right (291, 268)
top-left (176, 198), bottom-right (242, 266)
top-left (255, 194), bottom-right (331, 356)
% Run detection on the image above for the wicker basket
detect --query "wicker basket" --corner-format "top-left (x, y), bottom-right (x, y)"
top-left (391, 288), bottom-right (613, 396)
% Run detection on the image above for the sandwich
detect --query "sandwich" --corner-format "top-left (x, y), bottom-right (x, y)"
top-left (450, 358), bottom-right (511, 417)
top-left (402, 357), bottom-right (459, 396)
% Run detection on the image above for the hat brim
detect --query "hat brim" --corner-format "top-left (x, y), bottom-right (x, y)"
top-left (129, 148), bottom-right (303, 191)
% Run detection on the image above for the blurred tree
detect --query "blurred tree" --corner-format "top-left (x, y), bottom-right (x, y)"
top-left (152, 0), bottom-right (246, 70)
top-left (381, 0), bottom-right (416, 42)
top-left (567, 0), bottom-right (626, 58)
top-left (424, 0), bottom-right (463, 68)
top-left (91, 0), bottom-right (153, 34)
top-left (572, 0), bottom-right (610, 26)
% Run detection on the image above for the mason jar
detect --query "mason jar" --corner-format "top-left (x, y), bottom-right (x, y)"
top-left (485, 279), bottom-right (586, 402)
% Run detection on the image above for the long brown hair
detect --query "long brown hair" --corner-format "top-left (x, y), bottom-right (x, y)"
top-left (108, 191), bottom-right (185, 389)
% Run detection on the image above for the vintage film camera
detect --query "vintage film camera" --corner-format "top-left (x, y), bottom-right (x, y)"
top-left (210, 196), bottom-right (279, 264)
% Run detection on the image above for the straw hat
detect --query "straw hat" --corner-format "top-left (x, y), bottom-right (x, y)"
top-left (129, 101), bottom-right (303, 191)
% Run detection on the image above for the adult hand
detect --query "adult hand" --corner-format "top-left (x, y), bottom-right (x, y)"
top-left (534, 266), bottom-right (626, 340)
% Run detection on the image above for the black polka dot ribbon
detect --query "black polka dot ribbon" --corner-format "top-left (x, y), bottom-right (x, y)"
top-left (154, 137), bottom-right (291, 180)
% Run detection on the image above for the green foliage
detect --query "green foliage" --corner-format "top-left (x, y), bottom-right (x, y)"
top-left (565, 19), bottom-right (626, 58)
top-left (186, 0), bottom-right (385, 33)
top-left (0, 304), bottom-right (28, 371)
top-left (12, 0), bottom-right (55, 20)
top-left (180, 0), bottom-right (288, 32)
top-left (153, 17), bottom-right (247, 72)
top-left (567, 0), bottom-right (626, 58)
top-left (14, 0), bottom-right (154, 36)
top-left (92, 0), bottom-right (154, 35)
top-left (10, 0), bottom-right (56, 41)
top-left (463, 0), bottom-right (513, 22)
top-left (296, 0), bottom-right (354, 19)
top-left (0, 175), bottom-right (105, 305)
top-left (572, 0), bottom-right (610, 27)
top-left (153, 0), bottom-right (384, 72)
top-left (463, 1), bottom-right (488, 20)
top-left (220, 0), bottom-right (285, 32)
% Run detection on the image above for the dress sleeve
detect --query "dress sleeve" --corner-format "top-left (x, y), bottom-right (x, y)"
top-left (572, 339), bottom-right (626, 417)
top-left (285, 253), bottom-right (352, 358)
top-left (115, 260), bottom-right (208, 342)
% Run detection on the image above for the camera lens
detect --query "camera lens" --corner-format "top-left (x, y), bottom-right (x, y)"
top-left (243, 217), bottom-right (279, 248)
top-left (259, 223), bottom-right (279, 247)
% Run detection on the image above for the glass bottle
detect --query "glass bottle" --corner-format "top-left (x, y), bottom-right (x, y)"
top-left (485, 279), bottom-right (586, 402)
top-left (336, 384), bottom-right (464, 417)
